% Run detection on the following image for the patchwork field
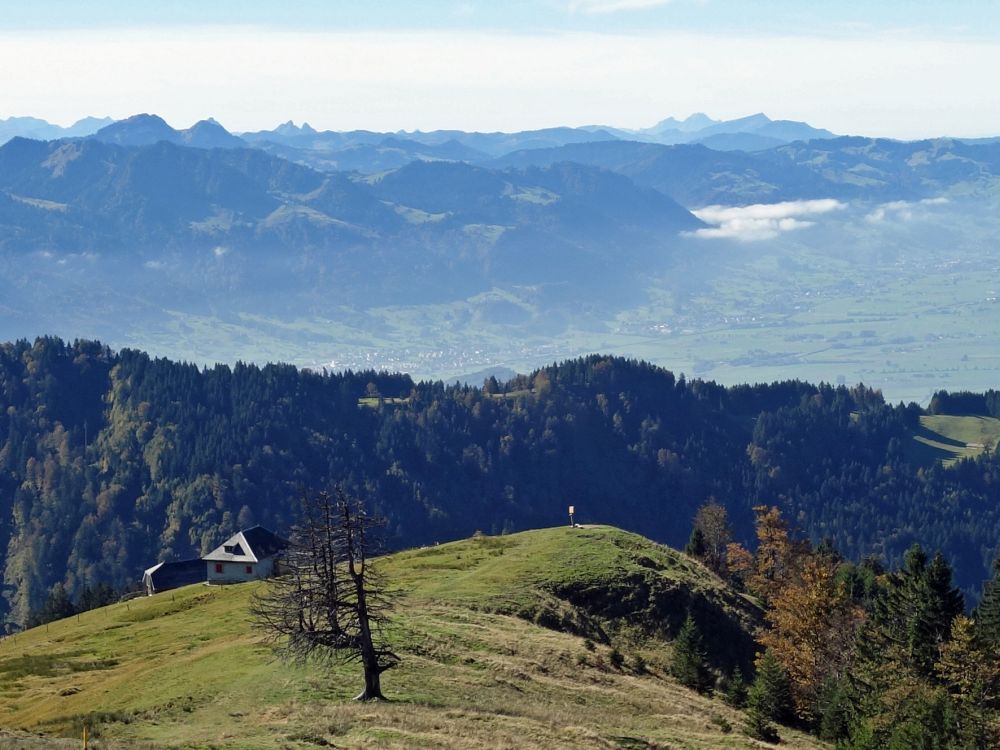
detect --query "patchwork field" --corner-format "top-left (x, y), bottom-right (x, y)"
top-left (910, 414), bottom-right (1000, 466)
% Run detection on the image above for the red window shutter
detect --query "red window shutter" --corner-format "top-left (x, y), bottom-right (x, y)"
top-left (215, 563), bottom-right (223, 573)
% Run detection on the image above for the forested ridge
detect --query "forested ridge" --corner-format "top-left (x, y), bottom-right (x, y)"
top-left (2, 337), bottom-right (1000, 629)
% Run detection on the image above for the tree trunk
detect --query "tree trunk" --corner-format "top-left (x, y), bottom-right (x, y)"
top-left (354, 656), bottom-right (384, 701)
top-left (351, 557), bottom-right (386, 701)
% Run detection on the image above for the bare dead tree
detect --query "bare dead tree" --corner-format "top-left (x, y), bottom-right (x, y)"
top-left (251, 487), bottom-right (398, 700)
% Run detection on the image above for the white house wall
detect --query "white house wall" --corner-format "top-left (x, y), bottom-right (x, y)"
top-left (207, 557), bottom-right (275, 583)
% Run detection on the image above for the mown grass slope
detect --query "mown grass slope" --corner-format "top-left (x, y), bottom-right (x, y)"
top-left (910, 414), bottom-right (1000, 466)
top-left (0, 526), bottom-right (827, 749)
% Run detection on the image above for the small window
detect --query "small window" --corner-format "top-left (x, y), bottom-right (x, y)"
top-left (245, 565), bottom-right (253, 574)
top-left (215, 563), bottom-right (223, 574)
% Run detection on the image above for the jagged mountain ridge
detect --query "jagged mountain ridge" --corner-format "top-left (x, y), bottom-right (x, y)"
top-left (0, 111), bottom-right (838, 169)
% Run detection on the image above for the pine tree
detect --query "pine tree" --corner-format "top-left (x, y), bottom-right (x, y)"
top-left (882, 687), bottom-right (955, 750)
top-left (670, 612), bottom-right (710, 692)
top-left (746, 678), bottom-right (781, 742)
top-left (743, 682), bottom-right (780, 742)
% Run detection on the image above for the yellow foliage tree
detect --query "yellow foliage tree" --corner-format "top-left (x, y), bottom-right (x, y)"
top-left (758, 552), bottom-right (862, 723)
top-left (747, 505), bottom-right (808, 603)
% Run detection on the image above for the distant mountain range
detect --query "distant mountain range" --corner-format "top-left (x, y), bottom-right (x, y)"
top-left (595, 112), bottom-right (836, 149)
top-left (1, 111), bottom-right (838, 174)
top-left (0, 134), bottom-right (701, 308)
top-left (3, 114), bottom-right (1000, 273)
top-left (0, 116), bottom-right (113, 144)
top-left (237, 112), bottom-right (838, 172)
top-left (4, 109), bottom-right (1000, 396)
top-left (3, 112), bottom-right (997, 206)
top-left (491, 136), bottom-right (1000, 204)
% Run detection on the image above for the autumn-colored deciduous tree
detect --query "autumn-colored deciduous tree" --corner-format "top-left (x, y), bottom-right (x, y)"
top-left (747, 505), bottom-right (808, 603)
top-left (758, 551), bottom-right (862, 723)
top-left (725, 541), bottom-right (754, 589)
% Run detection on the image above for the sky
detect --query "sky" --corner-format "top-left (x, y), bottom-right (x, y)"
top-left (1, 1), bottom-right (998, 138)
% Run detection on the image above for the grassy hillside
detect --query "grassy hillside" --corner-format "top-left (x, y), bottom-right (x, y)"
top-left (910, 414), bottom-right (1000, 466)
top-left (0, 527), bottom-right (827, 749)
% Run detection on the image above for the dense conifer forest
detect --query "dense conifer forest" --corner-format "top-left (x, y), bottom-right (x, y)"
top-left (2, 336), bottom-right (1000, 629)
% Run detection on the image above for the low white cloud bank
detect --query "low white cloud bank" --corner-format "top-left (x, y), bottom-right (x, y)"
top-left (865, 197), bottom-right (950, 223)
top-left (689, 199), bottom-right (846, 242)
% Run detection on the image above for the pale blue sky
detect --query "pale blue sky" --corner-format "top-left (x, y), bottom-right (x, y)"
top-left (2, 2), bottom-right (998, 138)
top-left (4, 1), bottom-right (997, 36)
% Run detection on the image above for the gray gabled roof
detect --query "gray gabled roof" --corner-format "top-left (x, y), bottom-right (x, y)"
top-left (142, 558), bottom-right (204, 591)
top-left (202, 526), bottom-right (289, 563)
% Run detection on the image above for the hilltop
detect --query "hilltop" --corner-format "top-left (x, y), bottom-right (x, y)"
top-left (0, 526), bottom-right (825, 749)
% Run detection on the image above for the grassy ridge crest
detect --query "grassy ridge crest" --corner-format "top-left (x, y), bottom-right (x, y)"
top-left (0, 526), bottom-right (825, 749)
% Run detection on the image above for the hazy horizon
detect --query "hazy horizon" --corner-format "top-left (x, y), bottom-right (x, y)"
top-left (1, 0), bottom-right (998, 140)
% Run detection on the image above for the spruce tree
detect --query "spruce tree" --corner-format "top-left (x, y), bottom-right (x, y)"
top-left (746, 678), bottom-right (781, 743)
top-left (924, 553), bottom-right (964, 642)
top-left (670, 612), bottom-right (710, 692)
top-left (975, 556), bottom-right (1000, 648)
top-left (724, 666), bottom-right (748, 708)
top-left (843, 547), bottom-right (968, 749)
top-left (817, 676), bottom-right (851, 742)
top-left (685, 527), bottom-right (707, 559)
top-left (749, 650), bottom-right (794, 725)
top-left (864, 545), bottom-right (962, 680)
